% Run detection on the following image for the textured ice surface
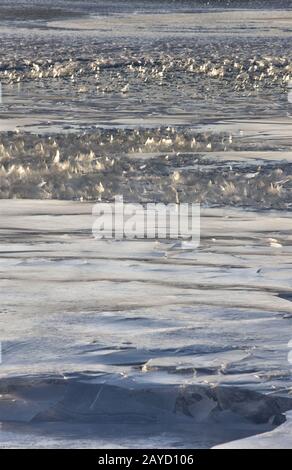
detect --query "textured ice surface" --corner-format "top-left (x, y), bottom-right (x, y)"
top-left (0, 200), bottom-right (292, 448)
top-left (1, 0), bottom-right (292, 449)
top-left (0, 2), bottom-right (292, 206)
top-left (214, 412), bottom-right (292, 449)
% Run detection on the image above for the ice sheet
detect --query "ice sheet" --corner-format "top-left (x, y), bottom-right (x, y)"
top-left (0, 200), bottom-right (292, 448)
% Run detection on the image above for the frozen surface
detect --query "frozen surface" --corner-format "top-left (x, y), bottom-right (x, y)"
top-left (0, 0), bottom-right (292, 449)
top-left (214, 411), bottom-right (292, 449)
top-left (0, 2), bottom-right (292, 208)
top-left (0, 200), bottom-right (292, 448)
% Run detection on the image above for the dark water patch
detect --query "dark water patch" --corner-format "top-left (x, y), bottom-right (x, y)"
top-left (0, 375), bottom-right (291, 448)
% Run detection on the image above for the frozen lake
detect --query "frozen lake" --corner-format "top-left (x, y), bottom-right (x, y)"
top-left (0, 0), bottom-right (292, 449)
top-left (0, 200), bottom-right (292, 448)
